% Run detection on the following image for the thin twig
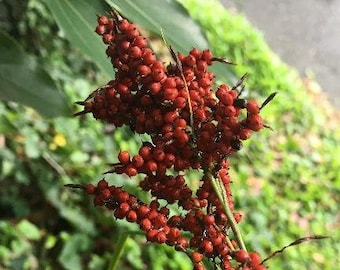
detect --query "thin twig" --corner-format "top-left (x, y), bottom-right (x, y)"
top-left (231, 73), bottom-right (248, 91)
top-left (260, 92), bottom-right (277, 110)
top-left (42, 152), bottom-right (67, 177)
top-left (211, 57), bottom-right (237, 65)
top-left (261, 235), bottom-right (330, 264)
top-left (64, 183), bottom-right (85, 190)
top-left (161, 30), bottom-right (194, 129)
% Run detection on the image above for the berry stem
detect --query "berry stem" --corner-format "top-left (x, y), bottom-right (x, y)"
top-left (210, 173), bottom-right (247, 251)
top-left (161, 30), bottom-right (195, 130)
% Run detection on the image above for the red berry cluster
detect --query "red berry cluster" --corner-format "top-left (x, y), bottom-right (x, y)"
top-left (76, 11), bottom-right (270, 270)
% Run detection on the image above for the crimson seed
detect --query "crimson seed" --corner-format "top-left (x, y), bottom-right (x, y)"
top-left (234, 249), bottom-right (249, 263)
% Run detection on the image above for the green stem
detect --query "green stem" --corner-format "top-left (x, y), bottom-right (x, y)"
top-left (210, 174), bottom-right (247, 251)
top-left (108, 232), bottom-right (129, 270)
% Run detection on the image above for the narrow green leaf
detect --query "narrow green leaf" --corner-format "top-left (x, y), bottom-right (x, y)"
top-left (107, 0), bottom-right (208, 53)
top-left (0, 32), bottom-right (71, 117)
top-left (108, 232), bottom-right (129, 270)
top-left (45, 0), bottom-right (113, 78)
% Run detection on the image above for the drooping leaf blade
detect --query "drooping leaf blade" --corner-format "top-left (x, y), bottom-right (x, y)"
top-left (107, 0), bottom-right (208, 53)
top-left (108, 0), bottom-right (235, 83)
top-left (0, 32), bottom-right (71, 118)
top-left (45, 0), bottom-right (113, 78)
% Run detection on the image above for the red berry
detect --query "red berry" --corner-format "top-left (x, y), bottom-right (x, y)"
top-left (117, 191), bottom-right (129, 203)
top-left (192, 251), bottom-right (204, 263)
top-left (137, 205), bottom-right (150, 219)
top-left (154, 214), bottom-right (167, 228)
top-left (184, 55), bottom-right (196, 66)
top-left (239, 128), bottom-right (252, 140)
top-left (254, 265), bottom-right (267, 270)
top-left (246, 100), bottom-right (260, 114)
top-left (249, 252), bottom-right (261, 266)
top-left (119, 40), bottom-right (130, 51)
top-left (201, 49), bottom-right (212, 61)
top-left (149, 82), bottom-right (162, 95)
top-left (155, 231), bottom-right (167, 243)
top-left (193, 263), bottom-right (204, 270)
top-left (85, 184), bottom-right (96, 194)
top-left (146, 229), bottom-right (158, 242)
top-left (163, 77), bottom-right (177, 88)
top-left (129, 46), bottom-right (142, 59)
top-left (203, 215), bottom-right (215, 226)
top-left (234, 212), bottom-right (242, 223)
top-left (125, 164), bottom-right (138, 177)
top-left (163, 88), bottom-right (179, 101)
top-left (234, 249), bottom-right (249, 263)
top-left (159, 206), bottom-right (169, 217)
top-left (119, 202), bottom-right (130, 215)
top-left (97, 179), bottom-right (108, 190)
top-left (152, 148), bottom-right (165, 162)
top-left (132, 155), bottom-right (144, 168)
top-left (95, 24), bottom-right (106, 35)
top-left (146, 159), bottom-right (158, 172)
top-left (138, 65), bottom-right (151, 77)
top-left (97, 15), bottom-right (109, 25)
top-left (199, 239), bottom-right (214, 254)
top-left (148, 210), bottom-right (158, 220)
top-left (168, 227), bottom-right (181, 241)
top-left (93, 196), bottom-right (104, 206)
top-left (216, 85), bottom-right (232, 103)
top-left (175, 237), bottom-right (188, 251)
top-left (189, 47), bottom-right (201, 59)
top-left (100, 188), bottom-right (111, 200)
top-left (225, 105), bottom-right (236, 117)
top-left (143, 51), bottom-right (156, 65)
top-left (164, 111), bottom-right (178, 123)
top-left (140, 218), bottom-right (152, 231)
top-left (126, 210), bottom-right (137, 222)
top-left (211, 235), bottom-right (223, 246)
top-left (247, 114), bottom-right (264, 132)
top-left (199, 77), bottom-right (211, 88)
top-left (150, 200), bottom-right (160, 210)
top-left (132, 36), bottom-right (147, 48)
top-left (139, 145), bottom-right (152, 160)
top-left (118, 19), bottom-right (130, 31)
top-left (102, 34), bottom-right (114, 44)
top-left (174, 96), bottom-right (186, 109)
top-left (118, 151), bottom-right (130, 165)
top-left (152, 68), bottom-right (166, 82)
top-left (196, 60), bottom-right (207, 71)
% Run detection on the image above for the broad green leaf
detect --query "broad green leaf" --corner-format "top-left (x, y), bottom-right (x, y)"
top-left (107, 0), bottom-right (208, 53)
top-left (0, 32), bottom-right (71, 118)
top-left (45, 0), bottom-right (113, 78)
top-left (17, 220), bottom-right (41, 240)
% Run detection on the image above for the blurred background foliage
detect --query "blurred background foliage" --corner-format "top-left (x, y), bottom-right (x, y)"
top-left (0, 0), bottom-right (339, 269)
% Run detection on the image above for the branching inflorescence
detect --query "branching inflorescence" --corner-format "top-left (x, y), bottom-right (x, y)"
top-left (74, 10), bottom-right (274, 270)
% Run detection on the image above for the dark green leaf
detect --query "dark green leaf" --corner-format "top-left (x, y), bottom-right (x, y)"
top-left (0, 32), bottom-right (71, 117)
top-left (107, 0), bottom-right (208, 53)
top-left (45, 0), bottom-right (113, 78)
